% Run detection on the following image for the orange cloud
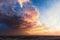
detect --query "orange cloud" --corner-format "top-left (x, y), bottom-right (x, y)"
top-left (23, 7), bottom-right (39, 23)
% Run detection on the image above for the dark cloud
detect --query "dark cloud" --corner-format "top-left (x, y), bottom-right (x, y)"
top-left (0, 0), bottom-right (41, 35)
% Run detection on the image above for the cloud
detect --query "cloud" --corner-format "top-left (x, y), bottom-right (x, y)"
top-left (0, 0), bottom-right (42, 35)
top-left (18, 0), bottom-right (30, 7)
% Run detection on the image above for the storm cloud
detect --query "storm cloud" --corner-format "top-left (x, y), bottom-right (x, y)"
top-left (0, 0), bottom-right (42, 35)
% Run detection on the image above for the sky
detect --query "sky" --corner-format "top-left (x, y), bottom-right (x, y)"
top-left (0, 0), bottom-right (60, 35)
top-left (31, 0), bottom-right (60, 31)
